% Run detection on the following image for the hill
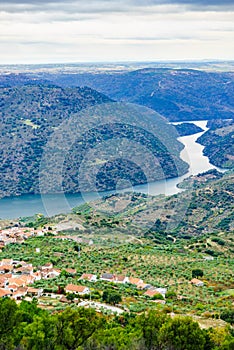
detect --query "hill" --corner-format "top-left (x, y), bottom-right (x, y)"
top-left (15, 171), bottom-right (232, 245)
top-left (0, 84), bottom-right (111, 198)
top-left (66, 171), bottom-right (234, 240)
top-left (174, 122), bottom-right (203, 136)
top-left (197, 120), bottom-right (234, 169)
top-left (1, 68), bottom-right (233, 122)
top-left (0, 171), bottom-right (233, 324)
top-left (0, 84), bottom-right (188, 198)
top-left (39, 68), bottom-right (234, 122)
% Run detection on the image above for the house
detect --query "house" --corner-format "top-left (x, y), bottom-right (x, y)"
top-left (41, 268), bottom-right (61, 279)
top-left (49, 268), bottom-right (61, 278)
top-left (0, 259), bottom-right (13, 266)
top-left (114, 275), bottom-right (129, 284)
top-left (144, 289), bottom-right (164, 298)
top-left (0, 288), bottom-right (12, 298)
top-left (27, 287), bottom-right (43, 297)
top-left (19, 261), bottom-right (31, 267)
top-left (65, 284), bottom-right (90, 295)
top-left (100, 273), bottom-right (115, 282)
top-left (1, 273), bottom-right (12, 280)
top-left (155, 288), bottom-right (167, 298)
top-left (12, 287), bottom-right (28, 300)
top-left (60, 296), bottom-right (69, 303)
top-left (80, 273), bottom-right (97, 282)
top-left (31, 271), bottom-right (42, 281)
top-left (7, 277), bottom-right (27, 288)
top-left (137, 282), bottom-right (152, 290)
top-left (41, 263), bottom-right (53, 270)
top-left (0, 276), bottom-right (8, 288)
top-left (129, 277), bottom-right (144, 286)
top-left (14, 266), bottom-right (34, 275)
top-left (203, 256), bottom-right (214, 261)
top-left (7, 284), bottom-right (18, 293)
top-left (191, 278), bottom-right (204, 287)
top-left (0, 265), bottom-right (14, 274)
top-left (36, 230), bottom-right (44, 237)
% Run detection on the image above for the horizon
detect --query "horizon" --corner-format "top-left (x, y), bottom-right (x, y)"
top-left (1, 58), bottom-right (234, 65)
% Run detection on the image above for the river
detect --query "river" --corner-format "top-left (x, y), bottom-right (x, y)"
top-left (0, 121), bottom-right (219, 219)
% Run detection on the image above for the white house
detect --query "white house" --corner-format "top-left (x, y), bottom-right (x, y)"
top-left (114, 275), bottom-right (129, 284)
top-left (65, 284), bottom-right (90, 295)
top-left (191, 278), bottom-right (204, 287)
top-left (80, 274), bottom-right (97, 282)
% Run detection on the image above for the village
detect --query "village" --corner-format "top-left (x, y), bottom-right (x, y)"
top-left (0, 257), bottom-right (168, 302)
top-left (0, 253), bottom-right (205, 315)
top-left (0, 225), bottom-right (213, 316)
top-left (0, 226), bottom-right (46, 248)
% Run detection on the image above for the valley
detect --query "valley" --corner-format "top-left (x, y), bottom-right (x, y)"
top-left (0, 63), bottom-right (233, 349)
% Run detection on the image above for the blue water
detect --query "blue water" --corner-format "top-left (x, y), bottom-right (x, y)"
top-left (0, 121), bottom-right (221, 219)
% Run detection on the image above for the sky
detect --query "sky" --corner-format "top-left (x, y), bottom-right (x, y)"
top-left (0, 0), bottom-right (233, 63)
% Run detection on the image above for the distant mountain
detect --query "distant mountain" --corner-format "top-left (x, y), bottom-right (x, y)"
top-left (0, 84), bottom-right (188, 199)
top-left (1, 69), bottom-right (234, 123)
top-left (36, 68), bottom-right (234, 122)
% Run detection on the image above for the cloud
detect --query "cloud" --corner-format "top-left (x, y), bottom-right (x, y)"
top-left (0, 0), bottom-right (233, 15)
top-left (0, 0), bottom-right (233, 63)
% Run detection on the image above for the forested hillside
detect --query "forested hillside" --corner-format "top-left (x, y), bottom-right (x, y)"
top-left (69, 172), bottom-right (234, 238)
top-left (1, 299), bottom-right (233, 350)
top-left (40, 68), bottom-right (234, 122)
top-left (0, 84), bottom-right (188, 199)
top-left (0, 85), bottom-right (111, 198)
top-left (197, 120), bottom-right (234, 169)
top-left (1, 68), bottom-right (234, 122)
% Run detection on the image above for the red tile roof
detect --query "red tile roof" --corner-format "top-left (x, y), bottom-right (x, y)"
top-left (144, 290), bottom-right (162, 298)
top-left (65, 284), bottom-right (87, 293)
top-left (0, 288), bottom-right (12, 297)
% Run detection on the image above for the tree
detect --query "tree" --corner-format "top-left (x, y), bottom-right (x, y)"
top-left (192, 269), bottom-right (204, 278)
top-left (159, 316), bottom-right (206, 350)
top-left (54, 307), bottom-right (101, 349)
top-left (20, 314), bottom-right (56, 350)
top-left (66, 293), bottom-right (76, 302)
top-left (208, 327), bottom-right (234, 349)
top-left (220, 310), bottom-right (234, 325)
top-left (19, 299), bottom-right (44, 323)
top-left (102, 290), bottom-right (122, 305)
top-left (137, 310), bottom-right (169, 350)
top-left (0, 298), bottom-right (21, 350)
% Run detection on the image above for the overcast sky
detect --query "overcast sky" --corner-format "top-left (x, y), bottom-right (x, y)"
top-left (0, 0), bottom-right (233, 63)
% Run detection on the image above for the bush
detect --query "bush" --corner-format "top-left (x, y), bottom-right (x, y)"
top-left (220, 309), bottom-right (234, 325)
top-left (192, 269), bottom-right (204, 278)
